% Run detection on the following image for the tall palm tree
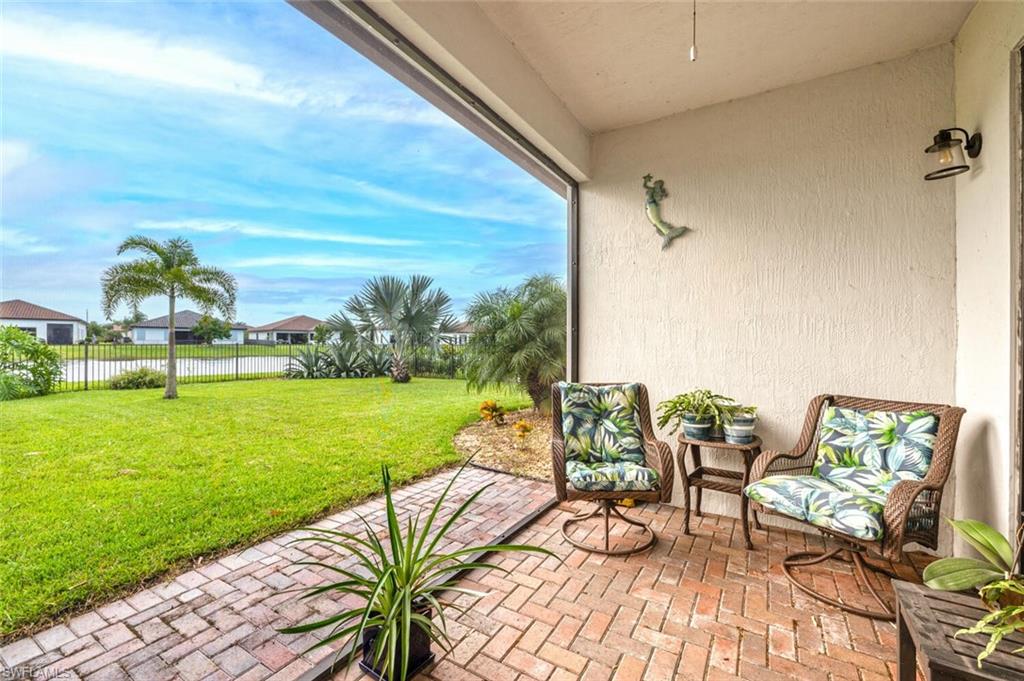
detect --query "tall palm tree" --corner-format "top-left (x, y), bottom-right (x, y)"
top-left (463, 274), bottom-right (566, 410)
top-left (328, 275), bottom-right (455, 383)
top-left (101, 236), bottom-right (237, 399)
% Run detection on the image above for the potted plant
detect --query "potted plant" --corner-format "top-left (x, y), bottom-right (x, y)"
top-left (278, 463), bottom-right (553, 681)
top-left (722, 405), bottom-right (758, 445)
top-left (657, 389), bottom-right (738, 441)
top-left (923, 517), bottom-right (1024, 666)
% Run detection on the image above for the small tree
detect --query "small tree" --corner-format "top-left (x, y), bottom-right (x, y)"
top-left (101, 236), bottom-right (237, 399)
top-left (312, 323), bottom-right (332, 345)
top-left (192, 315), bottom-right (232, 345)
top-left (0, 327), bottom-right (62, 399)
top-left (463, 274), bottom-right (566, 410)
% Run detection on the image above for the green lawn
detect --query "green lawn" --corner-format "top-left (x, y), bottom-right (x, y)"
top-left (0, 378), bottom-right (525, 635)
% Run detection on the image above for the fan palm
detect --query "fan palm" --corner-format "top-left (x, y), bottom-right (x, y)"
top-left (101, 236), bottom-right (237, 399)
top-left (463, 274), bottom-right (566, 410)
top-left (328, 275), bottom-right (455, 383)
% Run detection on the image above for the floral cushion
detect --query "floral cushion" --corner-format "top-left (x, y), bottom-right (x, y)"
top-left (745, 475), bottom-right (886, 540)
top-left (560, 382), bottom-right (646, 465)
top-left (813, 406), bottom-right (937, 484)
top-left (566, 460), bottom-right (659, 492)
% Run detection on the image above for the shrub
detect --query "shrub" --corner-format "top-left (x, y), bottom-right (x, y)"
top-left (513, 419), bottom-right (534, 439)
top-left (109, 367), bottom-right (166, 390)
top-left (0, 327), bottom-right (62, 400)
top-left (479, 399), bottom-right (506, 425)
top-left (285, 346), bottom-right (329, 379)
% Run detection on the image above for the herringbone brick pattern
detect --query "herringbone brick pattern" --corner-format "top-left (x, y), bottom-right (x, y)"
top-left (0, 468), bottom-right (552, 681)
top-left (336, 501), bottom-right (931, 681)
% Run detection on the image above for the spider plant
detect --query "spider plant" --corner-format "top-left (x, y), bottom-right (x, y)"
top-left (278, 463), bottom-right (554, 680)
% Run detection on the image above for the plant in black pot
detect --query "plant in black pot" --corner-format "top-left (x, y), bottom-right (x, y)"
top-left (657, 389), bottom-right (738, 440)
top-left (278, 463), bottom-right (553, 681)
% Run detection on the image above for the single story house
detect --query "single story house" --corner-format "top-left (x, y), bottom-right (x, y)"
top-left (0, 299), bottom-right (86, 344)
top-left (130, 310), bottom-right (246, 345)
top-left (249, 315), bottom-right (324, 344)
top-left (442, 321), bottom-right (473, 346)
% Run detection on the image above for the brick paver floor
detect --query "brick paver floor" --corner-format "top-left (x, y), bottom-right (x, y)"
top-left (0, 468), bottom-right (552, 681)
top-left (337, 500), bottom-right (933, 681)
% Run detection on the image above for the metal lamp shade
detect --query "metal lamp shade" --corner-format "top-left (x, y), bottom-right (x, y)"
top-left (924, 136), bottom-right (968, 181)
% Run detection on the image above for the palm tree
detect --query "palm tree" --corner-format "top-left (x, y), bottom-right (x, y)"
top-left (101, 236), bottom-right (237, 399)
top-left (328, 275), bottom-right (455, 383)
top-left (463, 274), bottom-right (566, 410)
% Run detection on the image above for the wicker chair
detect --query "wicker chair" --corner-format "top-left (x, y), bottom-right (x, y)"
top-left (745, 394), bottom-right (965, 621)
top-left (552, 382), bottom-right (674, 555)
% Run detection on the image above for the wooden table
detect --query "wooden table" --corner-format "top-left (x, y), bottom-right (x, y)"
top-left (676, 435), bottom-right (762, 549)
top-left (895, 580), bottom-right (1024, 680)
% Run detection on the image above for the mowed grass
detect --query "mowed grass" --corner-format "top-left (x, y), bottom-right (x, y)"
top-left (0, 378), bottom-right (525, 635)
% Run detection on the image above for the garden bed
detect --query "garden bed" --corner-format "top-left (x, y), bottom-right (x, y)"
top-left (455, 408), bottom-right (552, 481)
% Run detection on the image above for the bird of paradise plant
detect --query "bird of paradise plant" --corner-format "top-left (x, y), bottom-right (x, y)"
top-left (278, 462), bottom-right (554, 680)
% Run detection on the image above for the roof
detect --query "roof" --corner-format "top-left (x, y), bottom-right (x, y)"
top-left (132, 310), bottom-right (246, 330)
top-left (250, 315), bottom-right (324, 332)
top-left (0, 299), bottom-right (85, 323)
top-left (450, 321), bottom-right (474, 334)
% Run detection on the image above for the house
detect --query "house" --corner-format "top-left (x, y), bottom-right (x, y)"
top-left (249, 315), bottom-right (324, 344)
top-left (130, 310), bottom-right (246, 344)
top-left (442, 321), bottom-right (473, 346)
top-left (0, 299), bottom-right (86, 344)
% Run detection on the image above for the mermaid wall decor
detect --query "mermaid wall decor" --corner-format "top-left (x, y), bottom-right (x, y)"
top-left (642, 174), bottom-right (690, 249)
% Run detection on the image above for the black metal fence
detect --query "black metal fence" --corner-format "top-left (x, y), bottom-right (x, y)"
top-left (42, 342), bottom-right (463, 392)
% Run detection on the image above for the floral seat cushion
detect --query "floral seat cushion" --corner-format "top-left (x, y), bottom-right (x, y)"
top-left (559, 382), bottom-right (647, 466)
top-left (566, 460), bottom-right (660, 492)
top-left (744, 406), bottom-right (938, 541)
top-left (745, 475), bottom-right (886, 540)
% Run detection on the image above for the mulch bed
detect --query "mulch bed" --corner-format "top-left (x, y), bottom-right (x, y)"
top-left (454, 409), bottom-right (552, 481)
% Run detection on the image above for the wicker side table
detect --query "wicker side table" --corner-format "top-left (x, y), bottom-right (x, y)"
top-left (676, 435), bottom-right (762, 549)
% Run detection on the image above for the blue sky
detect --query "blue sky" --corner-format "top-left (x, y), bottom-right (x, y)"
top-left (0, 0), bottom-right (566, 325)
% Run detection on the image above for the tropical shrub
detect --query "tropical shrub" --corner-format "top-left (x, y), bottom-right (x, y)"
top-left (192, 315), bottom-right (233, 345)
top-left (328, 275), bottom-right (455, 383)
top-left (513, 419), bottom-right (534, 440)
top-left (279, 463), bottom-right (552, 680)
top-left (479, 399), bottom-right (506, 425)
top-left (285, 346), bottom-right (330, 379)
top-left (312, 323), bottom-right (333, 345)
top-left (110, 367), bottom-right (166, 390)
top-left (463, 275), bottom-right (566, 410)
top-left (0, 327), bottom-right (62, 400)
top-left (326, 341), bottom-right (364, 378)
top-left (360, 345), bottom-right (392, 378)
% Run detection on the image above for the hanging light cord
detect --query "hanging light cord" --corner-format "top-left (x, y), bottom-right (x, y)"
top-left (690, 0), bottom-right (698, 62)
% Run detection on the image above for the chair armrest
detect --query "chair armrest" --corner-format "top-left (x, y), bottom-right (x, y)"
top-left (881, 479), bottom-right (942, 561)
top-left (645, 438), bottom-right (675, 503)
top-left (750, 449), bottom-right (814, 482)
top-left (551, 437), bottom-right (568, 502)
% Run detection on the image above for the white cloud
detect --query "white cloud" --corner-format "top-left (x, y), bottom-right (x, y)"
top-left (0, 14), bottom-right (453, 127)
top-left (2, 227), bottom-right (59, 254)
top-left (138, 218), bottom-right (420, 247)
top-left (230, 254), bottom-right (432, 271)
top-left (336, 177), bottom-right (535, 225)
top-left (0, 140), bottom-right (35, 179)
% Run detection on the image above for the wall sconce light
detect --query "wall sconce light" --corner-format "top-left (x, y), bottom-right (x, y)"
top-left (924, 127), bottom-right (982, 180)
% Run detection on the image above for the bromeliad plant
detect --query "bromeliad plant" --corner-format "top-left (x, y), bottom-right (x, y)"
top-left (279, 463), bottom-right (553, 681)
top-left (923, 518), bottom-right (1024, 666)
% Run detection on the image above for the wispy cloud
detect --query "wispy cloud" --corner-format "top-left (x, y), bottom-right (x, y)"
top-left (0, 139), bottom-right (35, 178)
top-left (138, 218), bottom-right (420, 247)
top-left (2, 227), bottom-right (60, 254)
top-left (336, 177), bottom-right (535, 225)
top-left (230, 254), bottom-right (431, 271)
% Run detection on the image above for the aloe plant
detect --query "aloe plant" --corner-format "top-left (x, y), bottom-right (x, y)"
top-left (923, 518), bottom-right (1024, 666)
top-left (279, 463), bottom-right (554, 680)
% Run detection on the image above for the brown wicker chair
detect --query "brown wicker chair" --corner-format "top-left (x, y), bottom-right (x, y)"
top-left (747, 394), bottom-right (965, 621)
top-left (552, 382), bottom-right (674, 555)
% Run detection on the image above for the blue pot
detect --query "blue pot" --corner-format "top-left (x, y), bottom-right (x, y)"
top-left (724, 415), bottom-right (757, 444)
top-left (682, 414), bottom-right (713, 440)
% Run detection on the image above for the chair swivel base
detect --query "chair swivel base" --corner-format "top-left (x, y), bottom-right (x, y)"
top-left (561, 499), bottom-right (657, 556)
top-left (783, 546), bottom-right (901, 621)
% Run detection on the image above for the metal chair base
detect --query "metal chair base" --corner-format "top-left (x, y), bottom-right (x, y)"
top-left (561, 499), bottom-right (657, 556)
top-left (783, 546), bottom-right (900, 621)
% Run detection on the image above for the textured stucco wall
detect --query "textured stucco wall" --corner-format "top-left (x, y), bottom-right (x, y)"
top-left (579, 46), bottom-right (957, 519)
top-left (953, 1), bottom-right (1024, 539)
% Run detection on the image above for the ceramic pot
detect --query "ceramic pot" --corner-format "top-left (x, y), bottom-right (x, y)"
top-left (682, 414), bottom-right (713, 440)
top-left (724, 415), bottom-right (757, 445)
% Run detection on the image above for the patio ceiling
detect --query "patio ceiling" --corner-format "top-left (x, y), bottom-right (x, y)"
top-left (478, 0), bottom-right (975, 132)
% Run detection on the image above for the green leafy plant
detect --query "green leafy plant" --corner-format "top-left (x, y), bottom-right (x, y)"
top-left (109, 367), bottom-right (166, 390)
top-left (924, 518), bottom-right (1024, 666)
top-left (657, 389), bottom-right (742, 432)
top-left (279, 463), bottom-right (554, 680)
top-left (360, 345), bottom-right (392, 378)
top-left (0, 327), bottom-right (62, 400)
top-left (326, 341), bottom-right (364, 378)
top-left (463, 274), bottom-right (566, 410)
top-left (285, 346), bottom-right (330, 379)
top-left (479, 399), bottom-right (506, 425)
top-left (313, 323), bottom-right (333, 345)
top-left (192, 315), bottom-right (233, 345)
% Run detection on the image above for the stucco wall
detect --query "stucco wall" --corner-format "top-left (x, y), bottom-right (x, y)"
top-left (953, 1), bottom-right (1024, 539)
top-left (579, 46), bottom-right (958, 518)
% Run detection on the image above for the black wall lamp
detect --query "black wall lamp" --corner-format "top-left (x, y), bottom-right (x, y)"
top-left (924, 127), bottom-right (983, 180)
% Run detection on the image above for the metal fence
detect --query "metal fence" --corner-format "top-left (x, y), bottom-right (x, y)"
top-left (43, 342), bottom-right (463, 392)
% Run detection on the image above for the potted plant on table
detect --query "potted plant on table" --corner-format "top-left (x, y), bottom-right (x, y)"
top-left (657, 389), bottom-right (755, 442)
top-left (923, 517), bottom-right (1024, 666)
top-left (722, 405), bottom-right (758, 445)
top-left (279, 463), bottom-right (553, 680)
